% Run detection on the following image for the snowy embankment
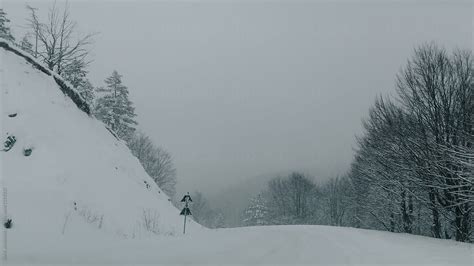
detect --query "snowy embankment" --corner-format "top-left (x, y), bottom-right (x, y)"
top-left (0, 40), bottom-right (201, 255)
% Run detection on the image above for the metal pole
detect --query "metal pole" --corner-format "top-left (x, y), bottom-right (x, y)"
top-left (183, 214), bottom-right (187, 235)
top-left (2, 187), bottom-right (7, 262)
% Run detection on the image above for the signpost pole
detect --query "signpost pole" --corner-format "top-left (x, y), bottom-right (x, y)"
top-left (2, 188), bottom-right (7, 262)
top-left (180, 192), bottom-right (192, 235)
top-left (183, 212), bottom-right (187, 234)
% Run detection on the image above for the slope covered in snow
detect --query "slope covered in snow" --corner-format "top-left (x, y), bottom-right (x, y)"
top-left (0, 40), bottom-right (201, 253)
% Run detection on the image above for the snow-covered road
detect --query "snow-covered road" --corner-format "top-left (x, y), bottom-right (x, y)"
top-left (8, 225), bottom-right (473, 265)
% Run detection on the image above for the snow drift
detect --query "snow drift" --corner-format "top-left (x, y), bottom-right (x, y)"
top-left (0, 39), bottom-right (200, 251)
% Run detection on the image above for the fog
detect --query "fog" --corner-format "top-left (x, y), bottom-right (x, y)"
top-left (4, 0), bottom-right (472, 195)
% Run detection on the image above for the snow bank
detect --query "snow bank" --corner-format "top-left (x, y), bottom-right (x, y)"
top-left (0, 39), bottom-right (91, 115)
top-left (0, 41), bottom-right (201, 256)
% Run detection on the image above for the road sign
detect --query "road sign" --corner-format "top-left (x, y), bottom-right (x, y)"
top-left (180, 207), bottom-right (192, 216)
top-left (180, 192), bottom-right (192, 234)
top-left (180, 194), bottom-right (192, 203)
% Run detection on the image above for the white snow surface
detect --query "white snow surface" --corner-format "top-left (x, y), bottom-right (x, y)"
top-left (6, 225), bottom-right (474, 265)
top-left (0, 45), bottom-right (201, 251)
top-left (1, 44), bottom-right (473, 265)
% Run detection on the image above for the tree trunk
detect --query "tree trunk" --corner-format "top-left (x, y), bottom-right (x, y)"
top-left (454, 203), bottom-right (471, 242)
top-left (429, 189), bottom-right (442, 238)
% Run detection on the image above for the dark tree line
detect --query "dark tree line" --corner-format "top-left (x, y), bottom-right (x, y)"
top-left (242, 172), bottom-right (354, 228)
top-left (265, 172), bottom-right (316, 224)
top-left (241, 172), bottom-right (348, 227)
top-left (351, 44), bottom-right (473, 242)
top-left (128, 133), bottom-right (177, 197)
top-left (243, 44), bottom-right (472, 243)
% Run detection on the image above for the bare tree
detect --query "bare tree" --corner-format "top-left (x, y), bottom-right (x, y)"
top-left (128, 132), bottom-right (177, 197)
top-left (349, 43), bottom-right (473, 242)
top-left (266, 172), bottom-right (316, 224)
top-left (25, 5), bottom-right (40, 57)
top-left (396, 44), bottom-right (473, 241)
top-left (25, 2), bottom-right (95, 74)
top-left (322, 176), bottom-right (352, 226)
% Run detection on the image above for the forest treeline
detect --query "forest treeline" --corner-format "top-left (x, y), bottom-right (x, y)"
top-left (186, 44), bottom-right (473, 243)
top-left (242, 44), bottom-right (473, 243)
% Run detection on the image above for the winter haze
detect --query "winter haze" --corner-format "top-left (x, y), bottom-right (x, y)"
top-left (1, 0), bottom-right (474, 264)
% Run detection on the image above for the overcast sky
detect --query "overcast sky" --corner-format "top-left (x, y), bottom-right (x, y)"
top-left (3, 0), bottom-right (473, 195)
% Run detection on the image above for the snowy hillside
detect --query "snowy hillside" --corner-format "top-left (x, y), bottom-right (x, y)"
top-left (0, 40), bottom-right (200, 251)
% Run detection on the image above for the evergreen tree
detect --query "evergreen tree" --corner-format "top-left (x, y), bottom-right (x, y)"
top-left (61, 59), bottom-right (95, 106)
top-left (94, 71), bottom-right (137, 141)
top-left (0, 9), bottom-right (15, 42)
top-left (243, 194), bottom-right (269, 226)
top-left (19, 35), bottom-right (34, 55)
top-left (62, 59), bottom-right (88, 88)
top-left (78, 80), bottom-right (95, 107)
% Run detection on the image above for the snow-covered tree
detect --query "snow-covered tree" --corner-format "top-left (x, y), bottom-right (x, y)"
top-left (25, 3), bottom-right (94, 74)
top-left (94, 71), bottom-right (138, 141)
top-left (128, 132), bottom-right (177, 197)
top-left (0, 9), bottom-right (14, 42)
top-left (320, 176), bottom-right (353, 227)
top-left (78, 80), bottom-right (95, 107)
top-left (61, 59), bottom-right (87, 87)
top-left (265, 172), bottom-right (316, 224)
top-left (243, 194), bottom-right (269, 226)
top-left (61, 59), bottom-right (95, 106)
top-left (349, 44), bottom-right (474, 242)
